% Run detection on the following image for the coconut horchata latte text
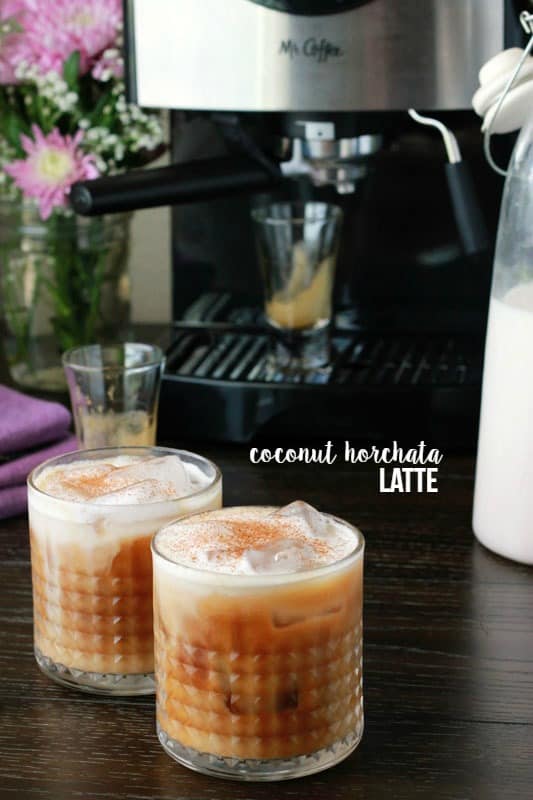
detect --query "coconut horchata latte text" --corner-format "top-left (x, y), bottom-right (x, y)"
top-left (250, 441), bottom-right (444, 494)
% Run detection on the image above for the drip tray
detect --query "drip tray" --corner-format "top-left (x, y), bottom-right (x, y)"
top-left (165, 323), bottom-right (482, 389)
top-left (160, 314), bottom-right (483, 445)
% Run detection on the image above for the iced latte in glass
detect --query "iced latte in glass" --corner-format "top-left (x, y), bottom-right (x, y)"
top-left (28, 447), bottom-right (222, 695)
top-left (153, 502), bottom-right (364, 780)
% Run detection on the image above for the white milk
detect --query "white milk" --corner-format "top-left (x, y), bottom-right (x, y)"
top-left (473, 284), bottom-right (533, 563)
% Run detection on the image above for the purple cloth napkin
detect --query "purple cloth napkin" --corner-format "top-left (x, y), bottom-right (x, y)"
top-left (0, 385), bottom-right (71, 454)
top-left (0, 384), bottom-right (78, 518)
top-left (0, 433), bottom-right (78, 490)
top-left (0, 433), bottom-right (78, 520)
top-left (0, 484), bottom-right (28, 520)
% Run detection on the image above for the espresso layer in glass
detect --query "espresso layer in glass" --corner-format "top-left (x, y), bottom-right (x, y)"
top-left (153, 504), bottom-right (364, 775)
top-left (28, 447), bottom-right (222, 693)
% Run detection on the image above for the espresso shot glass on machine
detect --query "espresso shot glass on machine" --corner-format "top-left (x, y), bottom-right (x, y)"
top-left (252, 202), bottom-right (343, 373)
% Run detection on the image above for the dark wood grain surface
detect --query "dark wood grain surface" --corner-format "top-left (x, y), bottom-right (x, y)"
top-left (0, 446), bottom-right (532, 800)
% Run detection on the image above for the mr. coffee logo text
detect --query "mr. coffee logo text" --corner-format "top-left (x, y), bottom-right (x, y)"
top-left (250, 441), bottom-right (443, 494)
top-left (279, 38), bottom-right (344, 63)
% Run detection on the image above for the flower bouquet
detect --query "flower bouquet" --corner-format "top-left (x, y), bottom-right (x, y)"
top-left (0, 0), bottom-right (165, 390)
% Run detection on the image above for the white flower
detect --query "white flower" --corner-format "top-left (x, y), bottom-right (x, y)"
top-left (94, 155), bottom-right (107, 173)
top-left (114, 142), bottom-right (125, 161)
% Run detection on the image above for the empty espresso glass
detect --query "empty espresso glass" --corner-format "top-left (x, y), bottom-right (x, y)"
top-left (252, 202), bottom-right (343, 371)
top-left (63, 343), bottom-right (165, 448)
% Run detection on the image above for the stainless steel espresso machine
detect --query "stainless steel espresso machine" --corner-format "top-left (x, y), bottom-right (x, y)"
top-left (72, 0), bottom-right (527, 445)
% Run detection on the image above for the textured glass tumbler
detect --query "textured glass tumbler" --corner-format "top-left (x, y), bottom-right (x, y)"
top-left (28, 447), bottom-right (222, 695)
top-left (252, 203), bottom-right (343, 370)
top-left (153, 507), bottom-right (364, 781)
top-left (63, 343), bottom-right (164, 448)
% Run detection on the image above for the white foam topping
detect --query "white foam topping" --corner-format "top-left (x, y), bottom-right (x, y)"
top-left (34, 454), bottom-right (210, 506)
top-left (155, 502), bottom-right (359, 575)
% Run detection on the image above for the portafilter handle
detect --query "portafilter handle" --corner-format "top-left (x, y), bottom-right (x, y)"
top-left (70, 156), bottom-right (282, 216)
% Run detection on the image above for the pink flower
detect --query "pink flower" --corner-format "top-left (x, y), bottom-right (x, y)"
top-left (1, 0), bottom-right (122, 79)
top-left (0, 42), bottom-right (17, 84)
top-left (4, 125), bottom-right (99, 220)
top-left (0, 0), bottom-right (27, 19)
top-left (0, 0), bottom-right (28, 83)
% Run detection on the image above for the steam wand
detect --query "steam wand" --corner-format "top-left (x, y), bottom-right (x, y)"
top-left (408, 109), bottom-right (489, 257)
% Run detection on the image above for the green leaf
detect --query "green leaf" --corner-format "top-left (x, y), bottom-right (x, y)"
top-left (88, 88), bottom-right (113, 126)
top-left (63, 51), bottom-right (80, 91)
top-left (3, 113), bottom-right (25, 154)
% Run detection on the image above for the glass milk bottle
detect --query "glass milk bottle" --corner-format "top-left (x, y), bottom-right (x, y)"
top-left (473, 114), bottom-right (533, 564)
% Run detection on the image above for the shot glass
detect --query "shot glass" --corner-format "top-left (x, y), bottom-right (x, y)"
top-left (252, 202), bottom-right (343, 371)
top-left (153, 505), bottom-right (364, 781)
top-left (63, 343), bottom-right (165, 449)
top-left (28, 446), bottom-right (222, 695)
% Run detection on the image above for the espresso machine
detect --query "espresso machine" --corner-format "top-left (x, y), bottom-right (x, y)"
top-left (72, 0), bottom-right (527, 445)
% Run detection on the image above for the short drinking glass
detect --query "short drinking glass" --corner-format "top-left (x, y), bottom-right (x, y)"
top-left (153, 503), bottom-right (364, 780)
top-left (28, 446), bottom-right (222, 695)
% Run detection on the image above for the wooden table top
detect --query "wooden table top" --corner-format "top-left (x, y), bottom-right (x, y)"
top-left (0, 445), bottom-right (532, 799)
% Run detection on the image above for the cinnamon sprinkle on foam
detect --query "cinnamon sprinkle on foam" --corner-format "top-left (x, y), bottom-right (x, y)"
top-left (156, 506), bottom-right (357, 575)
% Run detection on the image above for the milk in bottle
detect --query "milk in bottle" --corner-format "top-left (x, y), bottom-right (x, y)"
top-left (473, 115), bottom-right (533, 564)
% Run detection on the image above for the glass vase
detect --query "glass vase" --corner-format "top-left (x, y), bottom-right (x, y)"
top-left (0, 199), bottom-right (131, 393)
